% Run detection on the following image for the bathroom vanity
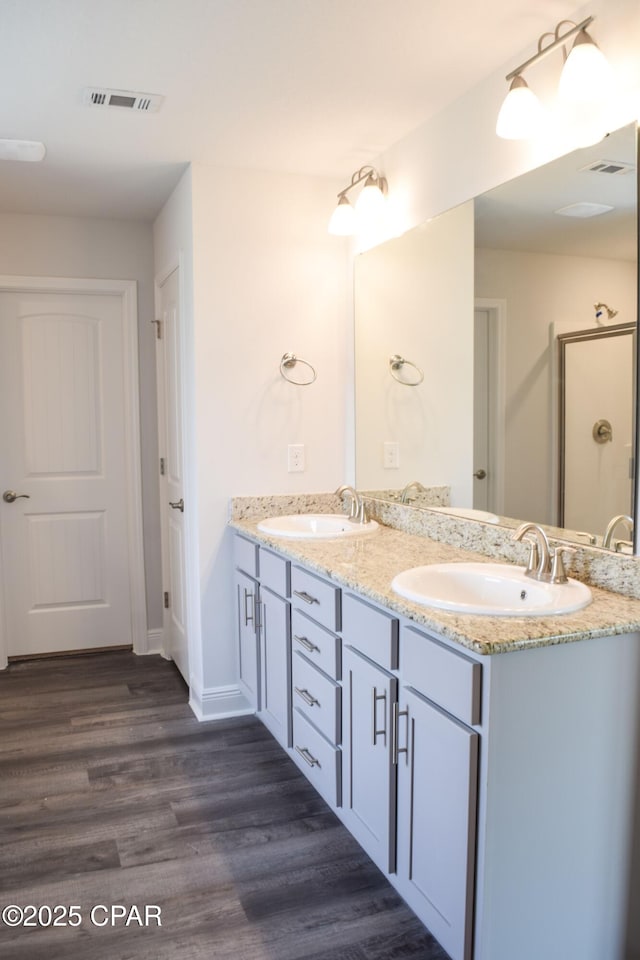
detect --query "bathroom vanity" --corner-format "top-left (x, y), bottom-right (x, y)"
top-left (231, 516), bottom-right (640, 960)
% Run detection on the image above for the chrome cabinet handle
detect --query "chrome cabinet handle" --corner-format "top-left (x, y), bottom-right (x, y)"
top-left (295, 745), bottom-right (320, 768)
top-left (293, 590), bottom-right (318, 605)
top-left (169, 498), bottom-right (184, 512)
top-left (392, 701), bottom-right (410, 765)
top-left (372, 687), bottom-right (387, 745)
top-left (3, 490), bottom-right (30, 503)
top-left (243, 588), bottom-right (254, 626)
top-left (294, 634), bottom-right (320, 654)
top-left (295, 687), bottom-right (320, 707)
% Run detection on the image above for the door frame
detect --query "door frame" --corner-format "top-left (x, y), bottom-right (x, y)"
top-left (0, 275), bottom-right (147, 669)
top-left (154, 256), bottom-right (197, 687)
top-left (474, 298), bottom-right (506, 515)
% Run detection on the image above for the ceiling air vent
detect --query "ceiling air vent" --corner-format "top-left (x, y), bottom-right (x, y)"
top-left (83, 87), bottom-right (164, 113)
top-left (579, 159), bottom-right (635, 175)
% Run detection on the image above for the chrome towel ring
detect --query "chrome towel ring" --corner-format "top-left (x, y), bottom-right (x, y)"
top-left (389, 354), bottom-right (424, 386)
top-left (280, 352), bottom-right (317, 386)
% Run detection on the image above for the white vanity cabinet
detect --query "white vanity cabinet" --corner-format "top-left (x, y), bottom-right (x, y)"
top-left (341, 643), bottom-right (397, 874)
top-left (258, 548), bottom-right (292, 749)
top-left (340, 592), bottom-right (399, 874)
top-left (395, 626), bottom-right (481, 960)
top-left (234, 535), bottom-right (260, 710)
top-left (233, 530), bottom-right (640, 960)
top-left (290, 563), bottom-right (342, 807)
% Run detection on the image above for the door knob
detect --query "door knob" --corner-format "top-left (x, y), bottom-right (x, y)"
top-left (473, 469), bottom-right (487, 480)
top-left (169, 498), bottom-right (184, 512)
top-left (3, 490), bottom-right (30, 503)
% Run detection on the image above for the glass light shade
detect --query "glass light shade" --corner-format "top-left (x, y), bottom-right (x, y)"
top-left (355, 178), bottom-right (386, 219)
top-left (496, 76), bottom-right (545, 139)
top-left (328, 196), bottom-right (356, 236)
top-left (558, 31), bottom-right (613, 102)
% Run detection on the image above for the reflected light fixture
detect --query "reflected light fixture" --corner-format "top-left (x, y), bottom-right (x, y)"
top-left (496, 16), bottom-right (612, 140)
top-left (328, 165), bottom-right (387, 236)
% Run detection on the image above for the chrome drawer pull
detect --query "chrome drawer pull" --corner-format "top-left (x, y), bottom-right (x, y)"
top-left (372, 687), bottom-right (387, 745)
top-left (295, 745), bottom-right (320, 768)
top-left (295, 686), bottom-right (320, 708)
top-left (392, 701), bottom-right (410, 765)
top-left (293, 590), bottom-right (319, 605)
top-left (294, 634), bottom-right (320, 654)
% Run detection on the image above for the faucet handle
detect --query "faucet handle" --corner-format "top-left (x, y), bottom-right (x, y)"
top-left (520, 536), bottom-right (540, 576)
top-left (550, 546), bottom-right (576, 584)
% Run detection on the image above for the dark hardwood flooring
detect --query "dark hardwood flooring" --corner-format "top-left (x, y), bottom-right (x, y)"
top-left (0, 651), bottom-right (449, 960)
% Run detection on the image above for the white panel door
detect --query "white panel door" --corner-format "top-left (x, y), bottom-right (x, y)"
top-left (0, 290), bottom-right (133, 656)
top-left (156, 267), bottom-right (189, 682)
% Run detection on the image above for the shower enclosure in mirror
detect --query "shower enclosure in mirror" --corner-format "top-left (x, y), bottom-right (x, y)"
top-left (354, 122), bottom-right (638, 552)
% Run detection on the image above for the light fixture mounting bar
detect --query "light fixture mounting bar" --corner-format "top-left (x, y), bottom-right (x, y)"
top-left (505, 15), bottom-right (594, 81)
top-left (336, 165), bottom-right (387, 200)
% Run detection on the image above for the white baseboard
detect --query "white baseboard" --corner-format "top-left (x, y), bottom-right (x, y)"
top-left (189, 682), bottom-right (254, 722)
top-left (146, 628), bottom-right (165, 656)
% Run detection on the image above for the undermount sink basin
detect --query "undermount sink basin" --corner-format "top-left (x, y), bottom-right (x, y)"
top-left (391, 562), bottom-right (592, 616)
top-left (257, 513), bottom-right (379, 539)
top-left (428, 506), bottom-right (500, 524)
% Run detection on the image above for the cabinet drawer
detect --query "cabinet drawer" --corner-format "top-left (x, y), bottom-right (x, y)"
top-left (259, 547), bottom-right (290, 598)
top-left (292, 608), bottom-right (341, 680)
top-left (292, 651), bottom-right (341, 744)
top-left (234, 533), bottom-right (259, 577)
top-left (291, 566), bottom-right (341, 633)
top-left (292, 708), bottom-right (341, 808)
top-left (402, 625), bottom-right (482, 726)
top-left (342, 592), bottom-right (398, 670)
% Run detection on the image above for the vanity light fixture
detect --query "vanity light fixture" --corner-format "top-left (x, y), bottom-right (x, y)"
top-left (496, 16), bottom-right (612, 140)
top-left (328, 165), bottom-right (388, 236)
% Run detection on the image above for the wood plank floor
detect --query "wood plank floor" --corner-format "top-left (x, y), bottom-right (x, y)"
top-left (0, 651), bottom-right (450, 960)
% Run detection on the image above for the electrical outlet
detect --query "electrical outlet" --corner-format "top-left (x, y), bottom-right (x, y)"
top-left (383, 441), bottom-right (400, 469)
top-left (288, 443), bottom-right (305, 472)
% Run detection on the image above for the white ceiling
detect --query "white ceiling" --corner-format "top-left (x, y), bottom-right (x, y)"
top-left (0, 0), bottom-right (598, 220)
top-left (475, 123), bottom-right (637, 260)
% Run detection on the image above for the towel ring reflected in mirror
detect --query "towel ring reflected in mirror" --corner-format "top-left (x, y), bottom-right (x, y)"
top-left (389, 354), bottom-right (424, 386)
top-left (279, 352), bottom-right (317, 386)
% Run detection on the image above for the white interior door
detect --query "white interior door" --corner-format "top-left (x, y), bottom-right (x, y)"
top-left (156, 267), bottom-right (188, 682)
top-left (0, 285), bottom-right (138, 658)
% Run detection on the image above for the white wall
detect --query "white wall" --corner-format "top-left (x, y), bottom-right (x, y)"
top-left (0, 212), bottom-right (162, 631)
top-left (354, 202), bottom-right (474, 502)
top-left (154, 163), bottom-right (349, 715)
top-left (475, 246), bottom-right (636, 524)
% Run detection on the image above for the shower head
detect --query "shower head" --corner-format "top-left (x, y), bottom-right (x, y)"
top-left (594, 302), bottom-right (618, 323)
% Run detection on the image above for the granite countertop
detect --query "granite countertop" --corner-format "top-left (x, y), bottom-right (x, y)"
top-left (230, 517), bottom-right (640, 656)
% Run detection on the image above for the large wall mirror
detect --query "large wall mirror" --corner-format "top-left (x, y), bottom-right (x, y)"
top-left (354, 122), bottom-right (638, 553)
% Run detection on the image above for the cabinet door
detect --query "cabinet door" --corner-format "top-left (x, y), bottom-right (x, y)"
top-left (341, 645), bottom-right (397, 874)
top-left (259, 586), bottom-right (292, 748)
top-left (396, 686), bottom-right (478, 960)
top-left (235, 568), bottom-right (260, 710)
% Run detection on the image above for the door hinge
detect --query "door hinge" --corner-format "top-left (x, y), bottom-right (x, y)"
top-left (152, 318), bottom-right (162, 339)
top-left (160, 457), bottom-right (165, 476)
top-left (164, 591), bottom-right (170, 609)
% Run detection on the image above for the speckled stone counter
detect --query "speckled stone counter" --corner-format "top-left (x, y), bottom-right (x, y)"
top-left (230, 514), bottom-right (640, 657)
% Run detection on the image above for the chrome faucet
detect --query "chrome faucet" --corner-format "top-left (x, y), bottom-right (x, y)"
top-left (602, 514), bottom-right (633, 550)
top-left (513, 522), bottom-right (551, 580)
top-left (513, 522), bottom-right (576, 584)
top-left (335, 484), bottom-right (368, 524)
top-left (400, 480), bottom-right (426, 503)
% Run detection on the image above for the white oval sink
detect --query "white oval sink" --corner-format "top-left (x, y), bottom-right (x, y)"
top-left (257, 514), bottom-right (379, 539)
top-left (391, 562), bottom-right (592, 616)
top-left (429, 506), bottom-right (500, 524)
